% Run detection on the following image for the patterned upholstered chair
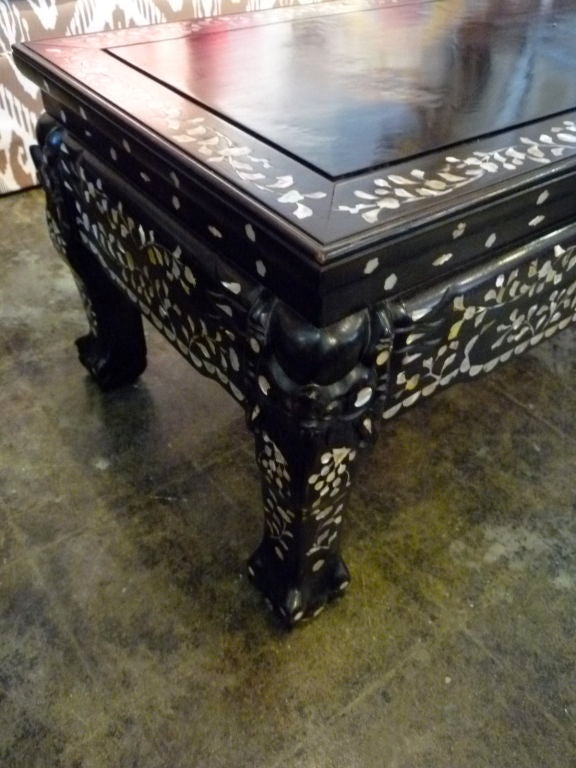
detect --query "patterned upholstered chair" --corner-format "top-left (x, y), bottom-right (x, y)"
top-left (1, 0), bottom-right (319, 194)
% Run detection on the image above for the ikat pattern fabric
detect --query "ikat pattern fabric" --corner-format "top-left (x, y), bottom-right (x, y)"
top-left (0, 0), bottom-right (320, 194)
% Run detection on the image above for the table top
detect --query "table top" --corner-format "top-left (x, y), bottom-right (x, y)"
top-left (110, 0), bottom-right (576, 180)
top-left (13, 0), bottom-right (576, 322)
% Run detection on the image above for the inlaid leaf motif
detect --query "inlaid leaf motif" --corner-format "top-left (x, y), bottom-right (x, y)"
top-left (65, 161), bottom-right (247, 400)
top-left (278, 190), bottom-right (304, 204)
top-left (384, 240), bottom-right (576, 419)
top-left (339, 121), bottom-right (576, 224)
top-left (257, 433), bottom-right (296, 559)
top-left (267, 175), bottom-right (294, 189)
top-left (166, 117), bottom-right (327, 218)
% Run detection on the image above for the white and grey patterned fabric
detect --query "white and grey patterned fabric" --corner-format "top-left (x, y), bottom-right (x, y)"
top-left (0, 0), bottom-right (319, 194)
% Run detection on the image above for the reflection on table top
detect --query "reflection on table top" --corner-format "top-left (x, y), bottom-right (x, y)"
top-left (109, 0), bottom-right (576, 178)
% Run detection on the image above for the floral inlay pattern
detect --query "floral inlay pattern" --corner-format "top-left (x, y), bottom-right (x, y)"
top-left (384, 240), bottom-right (576, 419)
top-left (339, 122), bottom-right (576, 224)
top-left (308, 447), bottom-right (356, 502)
top-left (169, 116), bottom-right (327, 219)
top-left (65, 163), bottom-right (250, 404)
top-left (33, 45), bottom-right (576, 243)
top-left (257, 432), bottom-right (295, 561)
top-left (255, 435), bottom-right (358, 568)
top-left (306, 447), bottom-right (357, 569)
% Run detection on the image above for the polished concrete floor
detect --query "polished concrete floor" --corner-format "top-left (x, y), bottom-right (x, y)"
top-left (1, 188), bottom-right (575, 767)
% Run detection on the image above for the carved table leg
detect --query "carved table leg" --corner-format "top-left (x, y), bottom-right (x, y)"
top-left (33, 115), bottom-right (146, 390)
top-left (246, 301), bottom-right (392, 625)
top-left (71, 264), bottom-right (147, 391)
top-left (248, 420), bottom-right (356, 625)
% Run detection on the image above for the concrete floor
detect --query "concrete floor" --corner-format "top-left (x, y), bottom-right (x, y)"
top-left (1, 188), bottom-right (575, 767)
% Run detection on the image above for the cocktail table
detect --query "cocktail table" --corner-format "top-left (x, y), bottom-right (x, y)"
top-left (13, 0), bottom-right (576, 626)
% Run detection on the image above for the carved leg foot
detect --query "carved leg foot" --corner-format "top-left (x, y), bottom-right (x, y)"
top-left (248, 425), bottom-right (359, 627)
top-left (248, 545), bottom-right (350, 627)
top-left (71, 269), bottom-right (147, 391)
top-left (64, 214), bottom-right (147, 391)
top-left (75, 326), bottom-right (146, 391)
top-left (69, 263), bottom-right (147, 390)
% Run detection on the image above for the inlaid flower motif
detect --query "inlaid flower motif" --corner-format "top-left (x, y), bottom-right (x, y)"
top-left (258, 432), bottom-right (291, 491)
top-left (257, 433), bottom-right (295, 561)
top-left (383, 241), bottom-right (576, 419)
top-left (169, 117), bottom-right (327, 219)
top-left (308, 447), bottom-right (356, 500)
top-left (339, 122), bottom-right (576, 224)
top-left (69, 164), bottom-right (248, 402)
top-left (304, 447), bottom-right (358, 566)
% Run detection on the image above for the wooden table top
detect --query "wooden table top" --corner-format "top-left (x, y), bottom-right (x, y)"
top-left (13, 0), bottom-right (576, 323)
top-left (109, 0), bottom-right (576, 180)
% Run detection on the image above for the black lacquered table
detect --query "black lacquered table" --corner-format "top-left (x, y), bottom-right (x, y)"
top-left (13, 0), bottom-right (576, 625)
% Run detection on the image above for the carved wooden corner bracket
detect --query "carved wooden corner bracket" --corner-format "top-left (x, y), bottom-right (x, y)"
top-left (245, 298), bottom-right (394, 439)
